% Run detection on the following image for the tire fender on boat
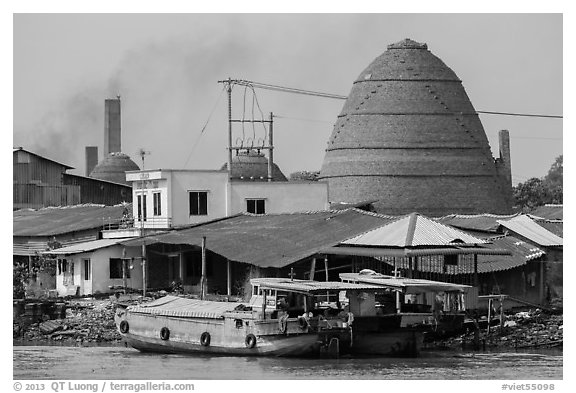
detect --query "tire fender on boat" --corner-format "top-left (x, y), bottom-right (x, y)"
top-left (245, 334), bottom-right (257, 349)
top-left (200, 332), bottom-right (211, 346)
top-left (119, 320), bottom-right (129, 334)
top-left (160, 327), bottom-right (170, 341)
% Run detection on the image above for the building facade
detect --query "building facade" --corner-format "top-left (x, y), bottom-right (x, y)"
top-left (126, 169), bottom-right (330, 228)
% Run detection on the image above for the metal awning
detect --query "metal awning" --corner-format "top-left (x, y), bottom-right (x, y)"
top-left (251, 278), bottom-right (383, 295)
top-left (339, 272), bottom-right (471, 292)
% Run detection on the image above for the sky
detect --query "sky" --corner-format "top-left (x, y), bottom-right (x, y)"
top-left (13, 14), bottom-right (562, 185)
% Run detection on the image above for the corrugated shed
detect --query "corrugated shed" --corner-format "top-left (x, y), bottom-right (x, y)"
top-left (40, 238), bottom-right (126, 255)
top-left (128, 296), bottom-right (243, 319)
top-left (121, 209), bottom-right (396, 268)
top-left (251, 278), bottom-right (383, 294)
top-left (530, 204), bottom-right (563, 221)
top-left (435, 213), bottom-right (518, 233)
top-left (319, 38), bottom-right (513, 216)
top-left (342, 213), bottom-right (487, 247)
top-left (497, 215), bottom-right (563, 247)
top-left (13, 204), bottom-right (129, 237)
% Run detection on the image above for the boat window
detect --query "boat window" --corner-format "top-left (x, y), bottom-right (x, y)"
top-left (235, 319), bottom-right (243, 329)
top-left (252, 285), bottom-right (259, 296)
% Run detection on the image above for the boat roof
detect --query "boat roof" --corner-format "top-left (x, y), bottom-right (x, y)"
top-left (250, 278), bottom-right (383, 294)
top-left (128, 295), bottom-right (245, 319)
top-left (339, 272), bottom-right (471, 292)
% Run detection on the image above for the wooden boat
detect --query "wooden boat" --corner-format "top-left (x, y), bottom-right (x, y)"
top-left (115, 278), bottom-right (383, 357)
top-left (251, 277), bottom-right (424, 357)
top-left (340, 270), bottom-right (472, 338)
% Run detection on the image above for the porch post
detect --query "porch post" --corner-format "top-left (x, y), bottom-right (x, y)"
top-left (179, 252), bottom-right (185, 283)
top-left (324, 257), bottom-right (329, 281)
top-left (473, 254), bottom-right (479, 288)
top-left (408, 257), bottom-right (414, 279)
top-left (141, 243), bottom-right (147, 297)
top-left (201, 236), bottom-right (207, 300)
top-left (539, 260), bottom-right (545, 305)
top-left (310, 258), bottom-right (316, 280)
top-left (226, 259), bottom-right (231, 296)
top-left (122, 247), bottom-right (127, 294)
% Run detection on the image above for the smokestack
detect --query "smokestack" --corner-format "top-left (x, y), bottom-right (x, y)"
top-left (104, 97), bottom-right (121, 156)
top-left (85, 146), bottom-right (98, 176)
top-left (498, 129), bottom-right (512, 188)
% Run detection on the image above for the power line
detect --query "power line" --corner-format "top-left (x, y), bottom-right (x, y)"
top-left (477, 111), bottom-right (562, 119)
top-left (223, 79), bottom-right (562, 119)
top-left (274, 114), bottom-right (334, 124)
top-left (183, 86), bottom-right (226, 168)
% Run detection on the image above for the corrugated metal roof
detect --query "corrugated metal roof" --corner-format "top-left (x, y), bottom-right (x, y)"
top-left (251, 278), bottom-right (383, 294)
top-left (339, 272), bottom-right (471, 292)
top-left (322, 246), bottom-right (510, 257)
top-left (121, 209), bottom-right (396, 268)
top-left (128, 296), bottom-right (244, 319)
top-left (40, 238), bottom-right (126, 255)
top-left (533, 220), bottom-right (563, 238)
top-left (13, 204), bottom-right (129, 237)
top-left (435, 213), bottom-right (519, 233)
top-left (497, 215), bottom-right (563, 247)
top-left (13, 235), bottom-right (99, 256)
top-left (529, 204), bottom-right (563, 221)
top-left (13, 147), bottom-right (74, 169)
top-left (343, 213), bottom-right (487, 247)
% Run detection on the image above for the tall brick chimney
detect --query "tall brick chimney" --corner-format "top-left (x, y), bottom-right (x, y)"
top-left (497, 129), bottom-right (512, 188)
top-left (104, 98), bottom-right (121, 156)
top-left (85, 146), bottom-right (98, 176)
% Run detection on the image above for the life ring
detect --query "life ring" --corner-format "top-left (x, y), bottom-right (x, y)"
top-left (119, 320), bottom-right (129, 334)
top-left (298, 316), bottom-right (309, 329)
top-left (245, 333), bottom-right (257, 349)
top-left (200, 332), bottom-right (211, 346)
top-left (160, 327), bottom-right (170, 341)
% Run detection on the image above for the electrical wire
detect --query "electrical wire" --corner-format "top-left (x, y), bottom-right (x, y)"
top-left (183, 86), bottom-right (225, 168)
top-left (225, 79), bottom-right (562, 119)
top-left (477, 111), bottom-right (562, 119)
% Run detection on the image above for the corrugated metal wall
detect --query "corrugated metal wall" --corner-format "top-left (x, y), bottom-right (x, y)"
top-left (13, 184), bottom-right (81, 209)
top-left (63, 174), bottom-right (132, 205)
top-left (13, 150), bottom-right (67, 185)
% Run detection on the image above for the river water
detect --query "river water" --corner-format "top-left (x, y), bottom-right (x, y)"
top-left (13, 345), bottom-right (562, 380)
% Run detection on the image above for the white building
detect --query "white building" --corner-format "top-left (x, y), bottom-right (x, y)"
top-left (125, 164), bottom-right (329, 229)
top-left (46, 239), bottom-right (143, 296)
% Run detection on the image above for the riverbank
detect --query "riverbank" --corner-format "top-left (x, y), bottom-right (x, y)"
top-left (13, 298), bottom-right (123, 345)
top-left (425, 308), bottom-right (563, 350)
top-left (13, 298), bottom-right (563, 350)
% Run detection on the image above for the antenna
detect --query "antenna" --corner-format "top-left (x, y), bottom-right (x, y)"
top-left (137, 148), bottom-right (151, 170)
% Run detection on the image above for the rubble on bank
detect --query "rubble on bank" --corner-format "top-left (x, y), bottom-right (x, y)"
top-left (13, 299), bottom-right (123, 344)
top-left (426, 308), bottom-right (563, 350)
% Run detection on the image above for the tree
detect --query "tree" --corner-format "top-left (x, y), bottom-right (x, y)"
top-left (512, 155), bottom-right (563, 210)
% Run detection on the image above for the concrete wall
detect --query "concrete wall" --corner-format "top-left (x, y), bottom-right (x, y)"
top-left (230, 181), bottom-right (329, 214)
top-left (55, 245), bottom-right (143, 296)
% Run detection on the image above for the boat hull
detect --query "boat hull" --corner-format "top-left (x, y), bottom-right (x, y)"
top-left (123, 331), bottom-right (322, 357)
